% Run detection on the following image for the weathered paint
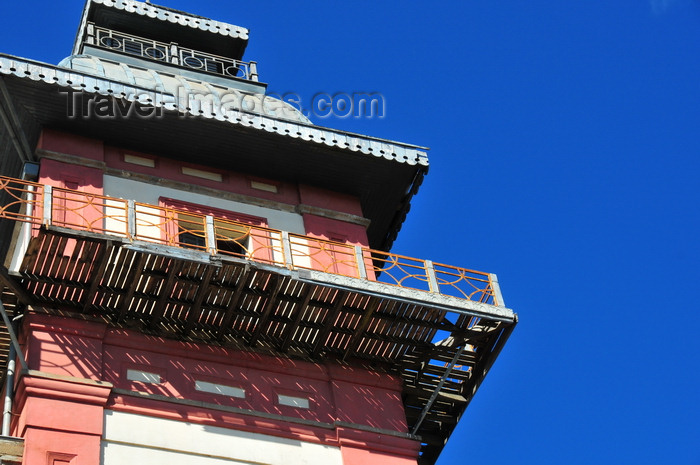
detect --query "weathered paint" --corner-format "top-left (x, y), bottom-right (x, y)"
top-left (16, 314), bottom-right (420, 464)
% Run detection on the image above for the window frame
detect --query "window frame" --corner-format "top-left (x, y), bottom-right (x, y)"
top-left (159, 197), bottom-right (269, 260)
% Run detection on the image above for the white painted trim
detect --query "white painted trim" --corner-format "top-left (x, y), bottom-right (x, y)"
top-left (195, 380), bottom-right (245, 399)
top-left (126, 369), bottom-right (161, 384)
top-left (102, 410), bottom-right (343, 465)
top-left (181, 166), bottom-right (223, 182)
top-left (277, 393), bottom-right (310, 409)
top-left (250, 180), bottom-right (278, 193)
top-left (123, 154), bottom-right (156, 168)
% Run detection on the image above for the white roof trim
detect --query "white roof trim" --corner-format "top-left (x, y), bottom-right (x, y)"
top-left (90, 0), bottom-right (249, 40)
top-left (0, 55), bottom-right (429, 167)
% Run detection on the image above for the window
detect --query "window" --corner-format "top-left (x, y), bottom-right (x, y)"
top-left (160, 198), bottom-right (267, 259)
top-left (177, 211), bottom-right (249, 257)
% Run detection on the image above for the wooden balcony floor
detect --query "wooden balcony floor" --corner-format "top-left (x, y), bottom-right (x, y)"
top-left (2, 227), bottom-right (515, 464)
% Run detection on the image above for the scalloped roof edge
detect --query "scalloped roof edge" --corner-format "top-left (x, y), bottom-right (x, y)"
top-left (0, 54), bottom-right (429, 167)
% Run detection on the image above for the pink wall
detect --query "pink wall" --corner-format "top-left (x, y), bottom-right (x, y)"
top-left (37, 129), bottom-right (104, 162)
top-left (299, 184), bottom-right (363, 217)
top-left (301, 214), bottom-right (373, 278)
top-left (36, 129), bottom-right (371, 251)
top-left (38, 158), bottom-right (104, 241)
top-left (104, 145), bottom-right (300, 206)
top-left (16, 314), bottom-right (419, 464)
top-left (13, 372), bottom-right (111, 465)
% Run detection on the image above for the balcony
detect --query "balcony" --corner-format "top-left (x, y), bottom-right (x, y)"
top-left (84, 23), bottom-right (258, 81)
top-left (0, 175), bottom-right (515, 464)
top-left (0, 176), bottom-right (503, 307)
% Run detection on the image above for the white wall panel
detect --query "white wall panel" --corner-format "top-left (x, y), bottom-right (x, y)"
top-left (101, 410), bottom-right (343, 465)
top-left (103, 175), bottom-right (305, 234)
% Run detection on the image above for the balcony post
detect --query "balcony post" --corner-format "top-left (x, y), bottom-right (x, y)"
top-left (127, 199), bottom-right (136, 240)
top-left (86, 22), bottom-right (96, 46)
top-left (249, 61), bottom-right (258, 82)
top-left (425, 260), bottom-right (439, 293)
top-left (281, 231), bottom-right (294, 269)
top-left (489, 273), bottom-right (506, 307)
top-left (169, 42), bottom-right (180, 65)
top-left (205, 215), bottom-right (216, 255)
top-left (42, 185), bottom-right (52, 227)
top-left (354, 246), bottom-right (367, 280)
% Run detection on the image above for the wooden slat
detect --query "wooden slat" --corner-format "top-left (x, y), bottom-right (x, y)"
top-left (216, 266), bottom-right (252, 341)
top-left (0, 266), bottom-right (32, 305)
top-left (149, 260), bottom-right (184, 323)
top-left (115, 253), bottom-right (148, 322)
top-left (247, 275), bottom-right (283, 347)
top-left (19, 233), bottom-right (41, 272)
top-left (311, 290), bottom-right (348, 357)
top-left (279, 285), bottom-right (314, 352)
top-left (182, 265), bottom-right (216, 335)
top-left (46, 235), bottom-right (67, 278)
top-left (342, 297), bottom-right (381, 360)
top-left (81, 241), bottom-right (113, 312)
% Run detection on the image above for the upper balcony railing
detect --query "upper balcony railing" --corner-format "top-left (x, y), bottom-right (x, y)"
top-left (84, 23), bottom-right (258, 81)
top-left (0, 176), bottom-right (502, 306)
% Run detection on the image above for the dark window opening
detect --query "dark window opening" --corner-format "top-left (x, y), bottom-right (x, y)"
top-left (179, 230), bottom-right (206, 249)
top-left (216, 238), bottom-right (246, 257)
top-left (178, 228), bottom-right (248, 257)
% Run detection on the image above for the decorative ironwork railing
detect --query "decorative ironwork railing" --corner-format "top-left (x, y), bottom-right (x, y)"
top-left (85, 23), bottom-right (258, 81)
top-left (0, 176), bottom-right (503, 306)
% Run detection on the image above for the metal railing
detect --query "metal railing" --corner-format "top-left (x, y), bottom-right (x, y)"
top-left (0, 176), bottom-right (501, 306)
top-left (86, 23), bottom-right (258, 81)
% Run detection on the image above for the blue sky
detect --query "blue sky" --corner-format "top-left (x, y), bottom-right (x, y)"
top-left (2, 1), bottom-right (699, 464)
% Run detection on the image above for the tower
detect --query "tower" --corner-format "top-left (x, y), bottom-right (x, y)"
top-left (0, 1), bottom-right (517, 464)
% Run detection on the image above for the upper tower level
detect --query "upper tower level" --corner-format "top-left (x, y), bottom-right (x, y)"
top-left (73, 0), bottom-right (261, 89)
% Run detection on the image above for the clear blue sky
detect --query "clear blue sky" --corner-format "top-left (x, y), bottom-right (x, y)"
top-left (2, 1), bottom-right (699, 464)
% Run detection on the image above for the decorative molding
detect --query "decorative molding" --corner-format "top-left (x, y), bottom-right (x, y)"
top-left (111, 388), bottom-right (418, 441)
top-left (88, 0), bottom-right (250, 41)
top-left (296, 204), bottom-right (371, 228)
top-left (36, 149), bottom-right (107, 170)
top-left (15, 370), bottom-right (113, 407)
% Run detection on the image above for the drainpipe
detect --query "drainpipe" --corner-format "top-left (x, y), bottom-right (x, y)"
top-left (0, 300), bottom-right (28, 438)
top-left (2, 326), bottom-right (16, 436)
